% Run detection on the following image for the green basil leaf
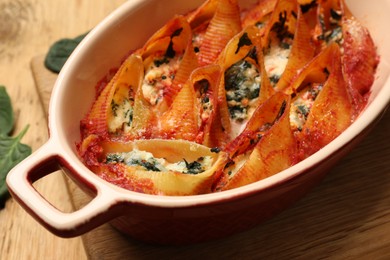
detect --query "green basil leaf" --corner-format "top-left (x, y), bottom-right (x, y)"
top-left (44, 32), bottom-right (88, 73)
top-left (0, 125), bottom-right (32, 208)
top-left (0, 86), bottom-right (14, 136)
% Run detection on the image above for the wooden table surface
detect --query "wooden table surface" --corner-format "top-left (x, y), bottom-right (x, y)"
top-left (0, 1), bottom-right (125, 259)
top-left (1, 1), bottom-right (390, 260)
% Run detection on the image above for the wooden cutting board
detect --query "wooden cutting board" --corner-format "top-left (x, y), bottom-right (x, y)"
top-left (31, 55), bottom-right (390, 259)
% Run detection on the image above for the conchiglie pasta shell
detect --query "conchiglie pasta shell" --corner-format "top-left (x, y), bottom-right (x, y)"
top-left (256, 35), bottom-right (275, 104)
top-left (109, 56), bottom-right (144, 134)
top-left (158, 78), bottom-right (199, 141)
top-left (294, 44), bottom-right (353, 159)
top-left (141, 16), bottom-right (199, 111)
top-left (221, 93), bottom-right (295, 191)
top-left (191, 65), bottom-right (222, 146)
top-left (101, 139), bottom-right (228, 195)
top-left (340, 1), bottom-right (379, 113)
top-left (274, 6), bottom-right (316, 91)
top-left (186, 0), bottom-right (218, 29)
top-left (82, 54), bottom-right (143, 137)
top-left (288, 43), bottom-right (337, 94)
top-left (212, 74), bottom-right (231, 146)
top-left (77, 134), bottom-right (103, 167)
top-left (163, 23), bottom-right (199, 106)
top-left (137, 15), bottom-right (191, 73)
top-left (140, 37), bottom-right (171, 69)
top-left (313, 0), bottom-right (378, 114)
top-left (207, 104), bottom-right (230, 149)
top-left (197, 0), bottom-right (242, 66)
top-left (139, 15), bottom-right (191, 59)
top-left (92, 162), bottom-right (160, 194)
top-left (261, 0), bottom-right (298, 48)
top-left (317, 0), bottom-right (341, 28)
top-left (158, 64), bottom-right (222, 143)
top-left (131, 16), bottom-right (199, 137)
top-left (130, 82), bottom-right (157, 139)
top-left (217, 25), bottom-right (261, 69)
top-left (216, 26), bottom-right (274, 143)
top-left (224, 91), bottom-right (290, 158)
top-left (241, 0), bottom-right (277, 29)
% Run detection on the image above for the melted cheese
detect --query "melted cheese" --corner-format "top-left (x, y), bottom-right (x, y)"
top-left (225, 60), bottom-right (261, 136)
top-left (264, 43), bottom-right (291, 85)
top-left (108, 99), bottom-right (133, 133)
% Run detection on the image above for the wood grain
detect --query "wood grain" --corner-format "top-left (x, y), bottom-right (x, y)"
top-left (0, 1), bottom-right (125, 259)
top-left (2, 0), bottom-right (390, 259)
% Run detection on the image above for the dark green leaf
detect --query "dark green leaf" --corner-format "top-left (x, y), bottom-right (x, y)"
top-left (235, 32), bottom-right (252, 54)
top-left (0, 125), bottom-right (32, 207)
top-left (0, 86), bottom-right (14, 136)
top-left (44, 32), bottom-right (88, 73)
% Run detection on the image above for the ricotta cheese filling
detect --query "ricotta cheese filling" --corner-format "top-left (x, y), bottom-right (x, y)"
top-left (318, 8), bottom-right (344, 52)
top-left (105, 149), bottom-right (214, 174)
top-left (290, 83), bottom-right (323, 131)
top-left (225, 59), bottom-right (261, 137)
top-left (108, 98), bottom-right (133, 133)
top-left (264, 42), bottom-right (291, 86)
top-left (142, 56), bottom-right (180, 106)
top-left (195, 79), bottom-right (213, 129)
top-left (225, 60), bottom-right (261, 137)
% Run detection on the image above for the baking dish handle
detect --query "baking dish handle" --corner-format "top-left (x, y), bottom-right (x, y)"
top-left (6, 139), bottom-right (118, 238)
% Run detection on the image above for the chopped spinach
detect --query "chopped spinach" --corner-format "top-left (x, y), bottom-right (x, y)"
top-left (280, 41), bottom-right (291, 50)
top-left (225, 60), bottom-right (253, 92)
top-left (196, 79), bottom-right (210, 95)
top-left (297, 104), bottom-right (309, 118)
top-left (183, 157), bottom-right (205, 174)
top-left (316, 14), bottom-right (326, 41)
top-left (271, 11), bottom-right (294, 42)
top-left (165, 27), bottom-right (184, 59)
top-left (325, 27), bottom-right (343, 45)
top-left (225, 60), bottom-right (261, 121)
top-left (250, 133), bottom-right (263, 146)
top-left (300, 0), bottom-right (317, 14)
top-left (202, 96), bottom-right (210, 104)
top-left (269, 75), bottom-right (280, 85)
top-left (330, 8), bottom-right (342, 22)
top-left (154, 57), bottom-right (170, 67)
top-left (210, 147), bottom-right (221, 153)
top-left (309, 83), bottom-right (323, 98)
top-left (323, 67), bottom-right (330, 76)
top-left (291, 11), bottom-right (297, 19)
top-left (246, 47), bottom-right (258, 62)
top-left (124, 107), bottom-right (133, 126)
top-left (255, 21), bottom-right (265, 29)
top-left (106, 153), bottom-right (125, 164)
top-left (130, 159), bottom-right (162, 172)
top-left (111, 100), bottom-right (119, 117)
top-left (172, 28), bottom-right (183, 38)
top-left (228, 105), bottom-right (246, 121)
top-left (276, 100), bottom-right (287, 121)
top-left (235, 32), bottom-right (253, 54)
